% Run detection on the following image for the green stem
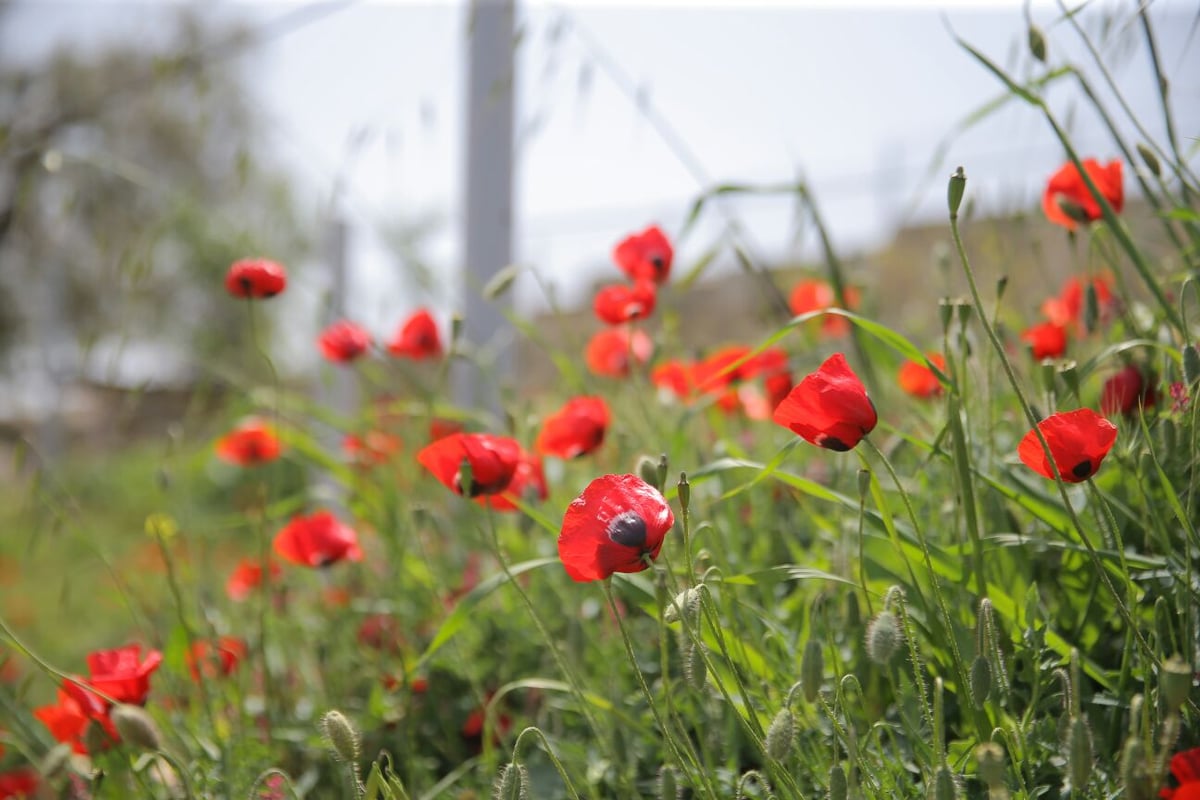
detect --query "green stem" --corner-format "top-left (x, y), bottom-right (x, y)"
top-left (511, 726), bottom-right (583, 800)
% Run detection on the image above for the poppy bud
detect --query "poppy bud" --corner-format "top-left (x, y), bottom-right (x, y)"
top-left (801, 639), bottom-right (824, 702)
top-left (1057, 360), bottom-right (1079, 398)
top-left (866, 611), bottom-right (902, 665)
top-left (930, 766), bottom-right (959, 800)
top-left (1066, 716), bottom-right (1092, 792)
top-left (1055, 196), bottom-right (1093, 226)
top-left (637, 456), bottom-right (661, 490)
top-left (658, 765), bottom-right (682, 800)
top-left (971, 656), bottom-right (992, 709)
top-left (1028, 24), bottom-right (1047, 62)
top-left (484, 264), bottom-right (521, 300)
top-left (1183, 344), bottom-right (1200, 387)
top-left (948, 167), bottom-right (967, 218)
top-left (1120, 736), bottom-right (1154, 800)
top-left (111, 704), bottom-right (162, 751)
top-left (828, 763), bottom-right (848, 800)
top-left (938, 298), bottom-right (955, 335)
top-left (663, 586), bottom-right (702, 626)
top-left (320, 710), bottom-right (360, 763)
top-left (494, 762), bottom-right (529, 800)
top-left (857, 468), bottom-right (872, 503)
top-left (1083, 282), bottom-right (1100, 334)
top-left (975, 742), bottom-right (1006, 789)
top-left (765, 708), bottom-right (795, 760)
top-left (677, 472), bottom-right (691, 515)
top-left (683, 642), bottom-right (707, 690)
top-left (1136, 143), bottom-right (1161, 177)
top-left (1161, 655), bottom-right (1192, 715)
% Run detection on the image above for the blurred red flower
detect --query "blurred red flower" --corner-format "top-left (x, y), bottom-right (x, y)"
top-left (33, 682), bottom-right (113, 754)
top-left (226, 558), bottom-right (282, 602)
top-left (386, 308), bottom-right (443, 360)
top-left (1017, 408), bottom-right (1117, 483)
top-left (273, 511), bottom-right (363, 568)
top-left (417, 432), bottom-right (522, 497)
top-left (613, 225), bottom-right (673, 285)
top-left (225, 258), bottom-right (287, 299)
top-left (357, 614), bottom-right (403, 652)
top-left (86, 644), bottom-right (163, 706)
top-left (343, 431), bottom-right (403, 466)
top-left (536, 397), bottom-right (611, 459)
top-left (898, 353), bottom-right (946, 399)
top-left (318, 320), bottom-right (372, 363)
top-left (1042, 158), bottom-right (1123, 230)
top-left (215, 420), bottom-right (282, 467)
top-left (788, 279), bottom-right (860, 337)
top-left (773, 353), bottom-right (877, 451)
top-left (1041, 274), bottom-right (1114, 331)
top-left (651, 359), bottom-right (698, 401)
top-left (593, 280), bottom-right (657, 325)
top-left (429, 418), bottom-right (465, 441)
top-left (1101, 365), bottom-right (1156, 418)
top-left (585, 327), bottom-right (653, 378)
top-left (481, 449), bottom-right (548, 512)
top-left (1161, 746), bottom-right (1200, 800)
top-left (1021, 322), bottom-right (1068, 360)
top-left (558, 474), bottom-right (674, 582)
top-left (0, 767), bottom-right (38, 798)
top-left (186, 637), bottom-right (247, 682)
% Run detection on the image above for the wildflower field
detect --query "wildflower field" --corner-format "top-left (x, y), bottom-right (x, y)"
top-left (1, 6), bottom-right (1199, 800)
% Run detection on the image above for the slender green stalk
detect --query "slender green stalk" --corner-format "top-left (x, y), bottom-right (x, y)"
top-left (511, 726), bottom-right (583, 800)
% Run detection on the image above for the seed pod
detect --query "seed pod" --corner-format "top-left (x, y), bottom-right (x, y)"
top-left (111, 703), bottom-right (161, 751)
top-left (1136, 143), bottom-right (1161, 177)
top-left (637, 456), bottom-right (661, 491)
top-left (971, 656), bottom-right (992, 709)
top-left (928, 766), bottom-right (959, 800)
top-left (1120, 736), bottom-right (1154, 800)
top-left (765, 708), bottom-right (795, 760)
top-left (948, 167), bottom-right (966, 218)
top-left (801, 639), bottom-right (824, 702)
top-left (320, 710), bottom-right (360, 763)
top-left (1028, 24), bottom-right (1047, 62)
top-left (677, 473), bottom-right (691, 515)
top-left (1161, 655), bottom-right (1193, 715)
top-left (658, 765), bottom-right (682, 800)
top-left (1066, 716), bottom-right (1092, 793)
top-left (865, 611), bottom-right (902, 665)
top-left (828, 763), bottom-right (847, 800)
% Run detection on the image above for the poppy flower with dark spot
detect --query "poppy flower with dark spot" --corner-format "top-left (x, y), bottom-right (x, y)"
top-left (593, 280), bottom-right (657, 325)
top-left (1042, 158), bottom-right (1123, 230)
top-left (789, 279), bottom-right (860, 337)
top-left (273, 511), bottom-right (363, 568)
top-left (558, 474), bottom-right (674, 582)
top-left (536, 396), bottom-right (610, 459)
top-left (318, 320), bottom-right (372, 363)
top-left (1021, 321), bottom-right (1068, 360)
top-left (0, 767), bottom-right (38, 798)
top-left (1101, 364), bottom-right (1156, 418)
top-left (1041, 274), bottom-right (1115, 331)
top-left (386, 308), bottom-right (443, 360)
top-left (1162, 747), bottom-right (1200, 800)
top-left (585, 327), bottom-right (653, 378)
top-left (186, 637), bottom-right (247, 682)
top-left (86, 644), bottom-right (163, 706)
top-left (773, 353), bottom-right (877, 451)
top-left (1017, 408), bottom-right (1117, 483)
top-left (226, 558), bottom-right (281, 602)
top-left (482, 449), bottom-right (548, 512)
top-left (225, 258), bottom-right (287, 299)
top-left (215, 420), bottom-right (282, 466)
top-left (417, 432), bottom-right (522, 497)
top-left (613, 225), bottom-right (673, 285)
top-left (898, 353), bottom-right (946, 399)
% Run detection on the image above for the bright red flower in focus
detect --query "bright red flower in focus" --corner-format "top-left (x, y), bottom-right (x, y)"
top-left (558, 474), bottom-right (675, 582)
top-left (1017, 408), bottom-right (1117, 483)
top-left (1162, 747), bottom-right (1200, 800)
top-left (386, 308), bottom-right (443, 360)
top-left (482, 449), bottom-right (549, 512)
top-left (318, 320), bottom-right (372, 363)
top-left (593, 280), bottom-right (657, 325)
top-left (536, 397), bottom-right (611, 459)
top-left (613, 225), bottom-right (673, 285)
top-left (1021, 322), bottom-right (1068, 360)
top-left (215, 420), bottom-right (282, 466)
top-left (226, 558), bottom-right (281, 602)
top-left (585, 327), bottom-right (653, 378)
top-left (1042, 158), bottom-right (1124, 230)
top-left (87, 644), bottom-right (163, 706)
top-left (417, 432), bottom-right (522, 497)
top-left (225, 258), bottom-right (287, 299)
top-left (0, 767), bottom-right (38, 798)
top-left (898, 353), bottom-right (946, 399)
top-left (1041, 274), bottom-right (1115, 330)
top-left (273, 511), bottom-right (363, 568)
top-left (773, 353), bottom-right (877, 451)
top-left (1101, 364), bottom-right (1156, 418)
top-left (186, 637), bottom-right (247, 682)
top-left (789, 279), bottom-right (860, 337)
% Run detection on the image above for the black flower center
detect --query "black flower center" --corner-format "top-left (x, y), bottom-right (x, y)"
top-left (607, 511), bottom-right (647, 548)
top-left (1071, 459), bottom-right (1093, 479)
top-left (816, 434), bottom-right (850, 452)
top-left (650, 254), bottom-right (665, 274)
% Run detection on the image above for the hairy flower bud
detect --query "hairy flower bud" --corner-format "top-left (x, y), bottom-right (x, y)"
top-left (801, 639), bottom-right (824, 702)
top-left (111, 703), bottom-right (162, 751)
top-left (1120, 736), bottom-right (1154, 800)
top-left (493, 762), bottom-right (529, 800)
top-left (975, 742), bottom-right (1005, 789)
top-left (1161, 655), bottom-right (1192, 715)
top-left (765, 708), bottom-right (795, 760)
top-left (928, 766), bottom-right (959, 800)
top-left (971, 656), bottom-right (992, 709)
top-left (1066, 716), bottom-right (1092, 793)
top-left (320, 710), bottom-right (360, 763)
top-left (658, 765), bottom-right (682, 800)
top-left (866, 611), bottom-right (902, 665)
top-left (828, 763), bottom-right (847, 800)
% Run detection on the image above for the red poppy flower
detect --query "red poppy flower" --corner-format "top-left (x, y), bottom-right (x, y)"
top-left (1101, 365), bottom-right (1156, 418)
top-left (225, 258), bottom-right (287, 299)
top-left (536, 397), bottom-right (611, 459)
top-left (186, 637), bottom-right (247, 682)
top-left (558, 474), bottom-right (675, 582)
top-left (33, 683), bottom-right (111, 754)
top-left (417, 432), bottom-right (522, 497)
top-left (343, 431), bottom-right (403, 466)
top-left (0, 767), bottom-right (38, 798)
top-left (764, 371), bottom-right (793, 411)
top-left (357, 614), bottom-right (403, 652)
top-left (1042, 158), bottom-right (1124, 230)
top-left (86, 644), bottom-right (164, 706)
top-left (226, 558), bottom-right (281, 602)
top-left (585, 327), bottom-right (653, 378)
top-left (898, 353), bottom-right (946, 399)
top-left (1162, 747), bottom-right (1200, 800)
top-left (693, 346), bottom-right (752, 394)
top-left (593, 280), bottom-right (657, 325)
top-left (215, 420), bottom-right (282, 466)
top-left (1041, 274), bottom-right (1115, 330)
top-left (1017, 408), bottom-right (1117, 482)
top-left (652, 359), bottom-right (698, 401)
top-left (273, 511), bottom-right (363, 568)
top-left (386, 308), bottom-right (443, 360)
top-left (773, 353), bottom-right (877, 451)
top-left (318, 320), bottom-right (372, 363)
top-left (1021, 322), bottom-right (1068, 360)
top-left (613, 225), bottom-right (673, 285)
top-left (482, 449), bottom-right (549, 512)
top-left (429, 417), bottom-right (465, 441)
top-left (789, 279), bottom-right (860, 337)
